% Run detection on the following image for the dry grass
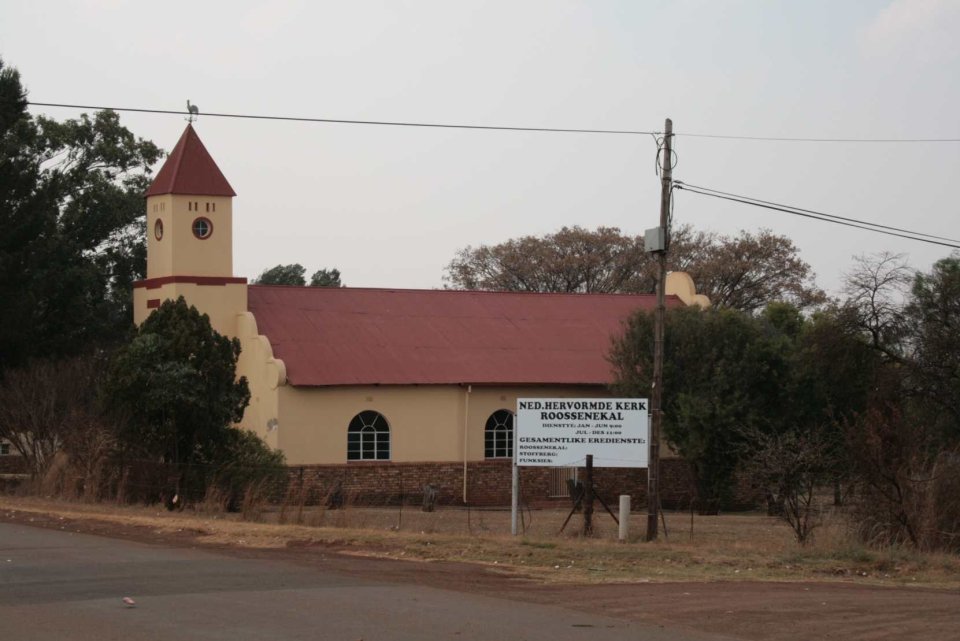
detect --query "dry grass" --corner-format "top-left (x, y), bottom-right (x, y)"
top-left (2, 496), bottom-right (958, 588)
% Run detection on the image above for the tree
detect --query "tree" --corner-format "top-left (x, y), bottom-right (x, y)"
top-left (741, 427), bottom-right (841, 544)
top-left (444, 225), bottom-right (824, 312)
top-left (310, 267), bottom-right (342, 287)
top-left (254, 263), bottom-right (307, 286)
top-left (611, 305), bottom-right (793, 512)
top-left (839, 251), bottom-right (960, 438)
top-left (844, 399), bottom-right (960, 551)
top-left (254, 264), bottom-right (344, 287)
top-left (680, 229), bottom-right (825, 313)
top-left (445, 226), bottom-right (649, 293)
top-left (104, 297), bottom-right (251, 499)
top-left (791, 307), bottom-right (883, 504)
top-left (0, 356), bottom-right (102, 477)
top-left (215, 428), bottom-right (287, 511)
top-left (837, 252), bottom-right (960, 550)
top-left (906, 254), bottom-right (960, 434)
top-left (0, 58), bottom-right (162, 371)
top-left (840, 252), bottom-right (913, 361)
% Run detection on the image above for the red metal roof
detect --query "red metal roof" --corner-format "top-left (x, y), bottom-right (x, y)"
top-left (247, 286), bottom-right (681, 387)
top-left (145, 125), bottom-right (236, 197)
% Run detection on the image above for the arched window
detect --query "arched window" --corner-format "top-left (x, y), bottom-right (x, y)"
top-left (347, 410), bottom-right (390, 461)
top-left (484, 409), bottom-right (513, 458)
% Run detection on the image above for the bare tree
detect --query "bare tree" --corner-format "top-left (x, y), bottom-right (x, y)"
top-left (0, 357), bottom-right (105, 477)
top-left (445, 226), bottom-right (651, 293)
top-left (683, 229), bottom-right (826, 313)
top-left (838, 252), bottom-right (960, 551)
top-left (845, 402), bottom-right (960, 551)
top-left (741, 427), bottom-right (840, 544)
top-left (445, 225), bottom-right (825, 313)
top-left (841, 252), bottom-right (914, 361)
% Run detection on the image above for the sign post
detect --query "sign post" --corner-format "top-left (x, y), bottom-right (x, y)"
top-left (511, 421), bottom-right (520, 535)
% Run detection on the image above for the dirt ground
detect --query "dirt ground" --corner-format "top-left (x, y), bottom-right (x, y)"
top-left (1, 502), bottom-right (957, 641)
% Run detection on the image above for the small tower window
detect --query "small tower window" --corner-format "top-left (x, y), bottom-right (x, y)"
top-left (192, 217), bottom-right (213, 240)
top-left (154, 219), bottom-right (164, 241)
top-left (205, 202), bottom-right (210, 212)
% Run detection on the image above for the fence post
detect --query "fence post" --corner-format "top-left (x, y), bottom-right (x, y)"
top-left (618, 494), bottom-right (631, 541)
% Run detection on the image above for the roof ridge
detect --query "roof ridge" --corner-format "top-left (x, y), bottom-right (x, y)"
top-left (247, 284), bottom-right (663, 298)
top-left (157, 138), bottom-right (184, 177)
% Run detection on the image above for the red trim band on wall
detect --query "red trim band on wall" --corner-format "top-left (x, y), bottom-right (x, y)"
top-left (146, 299), bottom-right (161, 309)
top-left (133, 276), bottom-right (248, 289)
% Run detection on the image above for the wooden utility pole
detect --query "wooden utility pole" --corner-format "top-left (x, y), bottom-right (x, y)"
top-left (646, 118), bottom-right (673, 542)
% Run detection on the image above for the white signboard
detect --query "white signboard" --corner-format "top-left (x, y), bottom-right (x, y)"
top-left (516, 398), bottom-right (649, 468)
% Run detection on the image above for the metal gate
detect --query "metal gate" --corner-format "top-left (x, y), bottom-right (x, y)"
top-left (548, 466), bottom-right (578, 497)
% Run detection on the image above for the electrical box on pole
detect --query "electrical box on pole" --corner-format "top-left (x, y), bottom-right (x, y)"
top-left (644, 227), bottom-right (665, 253)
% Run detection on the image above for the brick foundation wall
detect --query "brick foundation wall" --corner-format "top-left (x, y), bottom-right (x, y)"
top-left (286, 457), bottom-right (708, 508)
top-left (0, 455), bottom-right (27, 475)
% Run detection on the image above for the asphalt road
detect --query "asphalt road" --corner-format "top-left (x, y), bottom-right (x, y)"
top-left (0, 522), bottom-right (731, 641)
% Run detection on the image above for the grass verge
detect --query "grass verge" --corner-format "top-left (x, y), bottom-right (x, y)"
top-left (1, 496), bottom-right (958, 588)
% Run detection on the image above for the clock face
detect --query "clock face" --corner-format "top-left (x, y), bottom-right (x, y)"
top-left (192, 217), bottom-right (213, 239)
top-left (154, 219), bottom-right (164, 241)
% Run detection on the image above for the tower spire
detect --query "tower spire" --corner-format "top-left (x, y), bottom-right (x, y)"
top-left (146, 125), bottom-right (235, 197)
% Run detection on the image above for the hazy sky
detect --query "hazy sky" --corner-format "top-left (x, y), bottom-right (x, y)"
top-left (3, 0), bottom-right (958, 294)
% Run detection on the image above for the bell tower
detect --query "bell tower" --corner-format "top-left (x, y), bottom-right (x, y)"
top-left (134, 125), bottom-right (247, 336)
top-left (144, 124), bottom-right (236, 278)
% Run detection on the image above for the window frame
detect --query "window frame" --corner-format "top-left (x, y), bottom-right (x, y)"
top-left (191, 216), bottom-right (213, 240)
top-left (347, 410), bottom-right (391, 461)
top-left (484, 409), bottom-right (514, 459)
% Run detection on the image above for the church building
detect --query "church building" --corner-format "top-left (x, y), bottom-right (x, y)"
top-left (133, 125), bottom-right (708, 505)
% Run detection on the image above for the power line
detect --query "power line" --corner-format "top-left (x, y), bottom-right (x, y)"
top-left (675, 182), bottom-right (960, 244)
top-left (673, 182), bottom-right (960, 250)
top-left (676, 132), bottom-right (960, 143)
top-left (26, 102), bottom-right (655, 136)
top-left (27, 102), bottom-right (960, 143)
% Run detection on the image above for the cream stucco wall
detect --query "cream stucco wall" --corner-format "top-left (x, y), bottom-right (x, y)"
top-left (666, 271), bottom-right (711, 308)
top-left (146, 194), bottom-right (233, 279)
top-left (234, 311), bottom-right (285, 451)
top-left (133, 281), bottom-right (247, 339)
top-left (145, 195), bottom-right (174, 278)
top-left (274, 384), bottom-right (608, 466)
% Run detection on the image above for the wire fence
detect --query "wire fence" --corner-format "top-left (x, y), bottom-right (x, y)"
top-left (2, 452), bottom-right (774, 540)
top-left (2, 455), bottom-right (673, 539)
